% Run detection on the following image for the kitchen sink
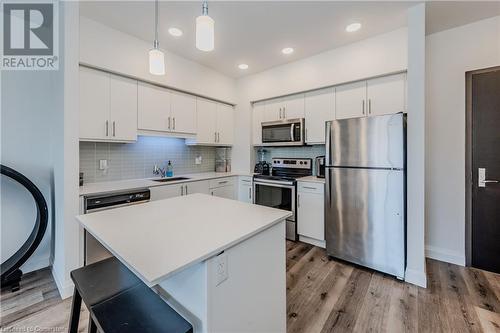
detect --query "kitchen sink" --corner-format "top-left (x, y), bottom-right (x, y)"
top-left (152, 177), bottom-right (191, 182)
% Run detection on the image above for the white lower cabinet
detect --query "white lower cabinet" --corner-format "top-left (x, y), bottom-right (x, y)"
top-left (149, 180), bottom-right (209, 201)
top-left (297, 181), bottom-right (325, 248)
top-left (209, 177), bottom-right (236, 200)
top-left (238, 176), bottom-right (253, 203)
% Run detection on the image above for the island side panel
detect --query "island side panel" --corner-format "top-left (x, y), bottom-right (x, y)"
top-left (207, 220), bottom-right (286, 333)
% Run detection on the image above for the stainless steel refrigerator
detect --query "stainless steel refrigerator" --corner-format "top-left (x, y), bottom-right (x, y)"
top-left (325, 113), bottom-right (406, 279)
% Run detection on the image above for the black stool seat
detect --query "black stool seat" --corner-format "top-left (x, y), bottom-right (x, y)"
top-left (70, 257), bottom-right (141, 307)
top-left (91, 284), bottom-right (193, 333)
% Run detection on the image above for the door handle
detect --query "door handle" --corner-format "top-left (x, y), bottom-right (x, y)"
top-left (478, 168), bottom-right (499, 187)
top-left (290, 123), bottom-right (295, 142)
top-left (214, 132), bottom-right (217, 142)
top-left (249, 187), bottom-right (252, 199)
top-left (185, 185), bottom-right (188, 195)
top-left (368, 99), bottom-right (372, 115)
top-left (168, 117), bottom-right (171, 130)
top-left (362, 100), bottom-right (365, 115)
top-left (105, 121), bottom-right (109, 136)
top-left (217, 132), bottom-right (220, 143)
top-left (283, 107), bottom-right (286, 119)
top-left (297, 194), bottom-right (300, 207)
top-left (173, 117), bottom-right (176, 130)
top-left (181, 185), bottom-right (184, 196)
top-left (112, 121), bottom-right (116, 137)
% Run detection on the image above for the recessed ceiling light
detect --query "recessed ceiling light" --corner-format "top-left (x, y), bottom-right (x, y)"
top-left (281, 47), bottom-right (294, 55)
top-left (238, 64), bottom-right (249, 70)
top-left (345, 22), bottom-right (362, 33)
top-left (168, 27), bottom-right (183, 37)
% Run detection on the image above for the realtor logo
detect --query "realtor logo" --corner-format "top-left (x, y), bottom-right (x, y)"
top-left (1, 1), bottom-right (59, 70)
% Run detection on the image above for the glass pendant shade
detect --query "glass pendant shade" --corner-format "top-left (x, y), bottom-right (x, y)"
top-left (149, 47), bottom-right (165, 75)
top-left (196, 15), bottom-right (214, 51)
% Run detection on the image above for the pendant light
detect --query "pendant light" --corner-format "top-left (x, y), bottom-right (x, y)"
top-left (196, 0), bottom-right (214, 52)
top-left (149, 0), bottom-right (165, 75)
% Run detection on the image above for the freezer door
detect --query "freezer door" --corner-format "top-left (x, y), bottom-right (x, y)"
top-left (325, 167), bottom-right (405, 278)
top-left (325, 113), bottom-right (405, 168)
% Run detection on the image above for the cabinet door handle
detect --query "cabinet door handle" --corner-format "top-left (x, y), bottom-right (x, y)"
top-left (368, 99), bottom-right (372, 115)
top-left (112, 121), bottom-right (116, 137)
top-left (249, 187), bottom-right (252, 199)
top-left (219, 180), bottom-right (228, 184)
top-left (217, 132), bottom-right (220, 143)
top-left (283, 106), bottom-right (286, 119)
top-left (173, 117), bottom-right (176, 130)
top-left (297, 194), bottom-right (300, 207)
top-left (302, 186), bottom-right (317, 190)
top-left (362, 100), bottom-right (365, 115)
top-left (185, 185), bottom-right (188, 195)
top-left (168, 117), bottom-right (171, 130)
top-left (105, 121), bottom-right (109, 136)
top-left (214, 132), bottom-right (217, 142)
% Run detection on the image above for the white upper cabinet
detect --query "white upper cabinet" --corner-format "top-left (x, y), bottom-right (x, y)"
top-left (252, 102), bottom-right (266, 145)
top-left (170, 91), bottom-right (197, 134)
top-left (282, 94), bottom-right (305, 119)
top-left (192, 99), bottom-right (234, 145)
top-left (216, 104), bottom-right (234, 145)
top-left (335, 80), bottom-right (367, 120)
top-left (109, 75), bottom-right (138, 141)
top-left (264, 98), bottom-right (282, 122)
top-left (79, 67), bottom-right (137, 142)
top-left (80, 67), bottom-right (110, 140)
top-left (138, 83), bottom-right (197, 135)
top-left (264, 94), bottom-right (305, 122)
top-left (366, 73), bottom-right (406, 116)
top-left (196, 98), bottom-right (218, 144)
top-left (138, 82), bottom-right (170, 132)
top-left (304, 88), bottom-right (334, 144)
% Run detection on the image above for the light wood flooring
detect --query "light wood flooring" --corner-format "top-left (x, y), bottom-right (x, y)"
top-left (1, 241), bottom-right (500, 332)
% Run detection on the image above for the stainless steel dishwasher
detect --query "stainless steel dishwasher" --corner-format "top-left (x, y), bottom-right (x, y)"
top-left (83, 189), bottom-right (150, 265)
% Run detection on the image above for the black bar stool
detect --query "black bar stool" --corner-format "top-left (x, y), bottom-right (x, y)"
top-left (90, 283), bottom-right (193, 333)
top-left (68, 257), bottom-right (193, 333)
top-left (68, 257), bottom-right (142, 333)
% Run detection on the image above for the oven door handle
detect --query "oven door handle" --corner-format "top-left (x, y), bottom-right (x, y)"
top-left (254, 180), bottom-right (295, 188)
top-left (290, 123), bottom-right (295, 142)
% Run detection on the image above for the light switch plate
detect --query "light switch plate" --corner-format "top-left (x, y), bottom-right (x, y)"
top-left (215, 253), bottom-right (228, 286)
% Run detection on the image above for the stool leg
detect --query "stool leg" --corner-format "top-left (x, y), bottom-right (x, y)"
top-left (68, 288), bottom-right (82, 333)
top-left (88, 315), bottom-right (97, 333)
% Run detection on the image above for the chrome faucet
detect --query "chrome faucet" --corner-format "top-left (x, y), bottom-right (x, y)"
top-left (153, 165), bottom-right (166, 178)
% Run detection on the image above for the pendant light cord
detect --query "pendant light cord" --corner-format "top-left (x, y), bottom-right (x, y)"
top-left (202, 0), bottom-right (208, 16)
top-left (154, 0), bottom-right (159, 48)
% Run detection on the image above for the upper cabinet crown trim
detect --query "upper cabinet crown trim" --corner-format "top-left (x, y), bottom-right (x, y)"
top-left (79, 63), bottom-right (236, 107)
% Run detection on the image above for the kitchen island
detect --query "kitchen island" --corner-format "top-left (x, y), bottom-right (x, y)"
top-left (76, 193), bottom-right (291, 333)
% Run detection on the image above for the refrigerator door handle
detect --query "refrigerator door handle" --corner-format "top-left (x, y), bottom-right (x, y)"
top-left (325, 121), bottom-right (332, 166)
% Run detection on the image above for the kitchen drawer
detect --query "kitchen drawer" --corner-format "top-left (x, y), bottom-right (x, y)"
top-left (209, 177), bottom-right (235, 189)
top-left (298, 182), bottom-right (324, 194)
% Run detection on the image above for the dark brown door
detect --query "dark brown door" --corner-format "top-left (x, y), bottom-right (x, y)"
top-left (471, 69), bottom-right (500, 273)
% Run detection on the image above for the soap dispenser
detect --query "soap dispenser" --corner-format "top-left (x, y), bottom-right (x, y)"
top-left (166, 160), bottom-right (173, 177)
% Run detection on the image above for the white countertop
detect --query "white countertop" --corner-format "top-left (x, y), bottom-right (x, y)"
top-left (297, 175), bottom-right (325, 183)
top-left (80, 172), bottom-right (250, 196)
top-left (76, 193), bottom-right (291, 286)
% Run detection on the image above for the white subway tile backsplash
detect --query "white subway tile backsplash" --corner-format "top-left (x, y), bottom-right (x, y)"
top-left (80, 136), bottom-right (217, 184)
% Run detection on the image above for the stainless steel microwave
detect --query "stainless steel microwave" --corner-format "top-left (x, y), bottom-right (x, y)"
top-left (261, 118), bottom-right (305, 146)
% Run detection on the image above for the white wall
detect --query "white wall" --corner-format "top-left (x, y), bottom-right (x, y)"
top-left (79, 17), bottom-right (236, 104)
top-left (51, 1), bottom-right (81, 299)
top-left (425, 15), bottom-right (500, 265)
top-left (0, 70), bottom-right (58, 274)
top-left (232, 27), bottom-right (408, 173)
top-left (405, 3), bottom-right (427, 288)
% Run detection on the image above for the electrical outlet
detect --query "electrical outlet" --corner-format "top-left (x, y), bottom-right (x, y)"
top-left (99, 159), bottom-right (108, 170)
top-left (215, 253), bottom-right (228, 286)
top-left (195, 155), bottom-right (202, 165)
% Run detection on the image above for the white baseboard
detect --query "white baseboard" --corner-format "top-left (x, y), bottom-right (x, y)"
top-left (425, 245), bottom-right (465, 266)
top-left (298, 235), bottom-right (325, 248)
top-left (51, 267), bottom-right (74, 299)
top-left (21, 257), bottom-right (50, 274)
top-left (405, 268), bottom-right (427, 288)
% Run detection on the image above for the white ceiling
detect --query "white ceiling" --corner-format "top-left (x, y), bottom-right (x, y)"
top-left (80, 1), bottom-right (500, 78)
